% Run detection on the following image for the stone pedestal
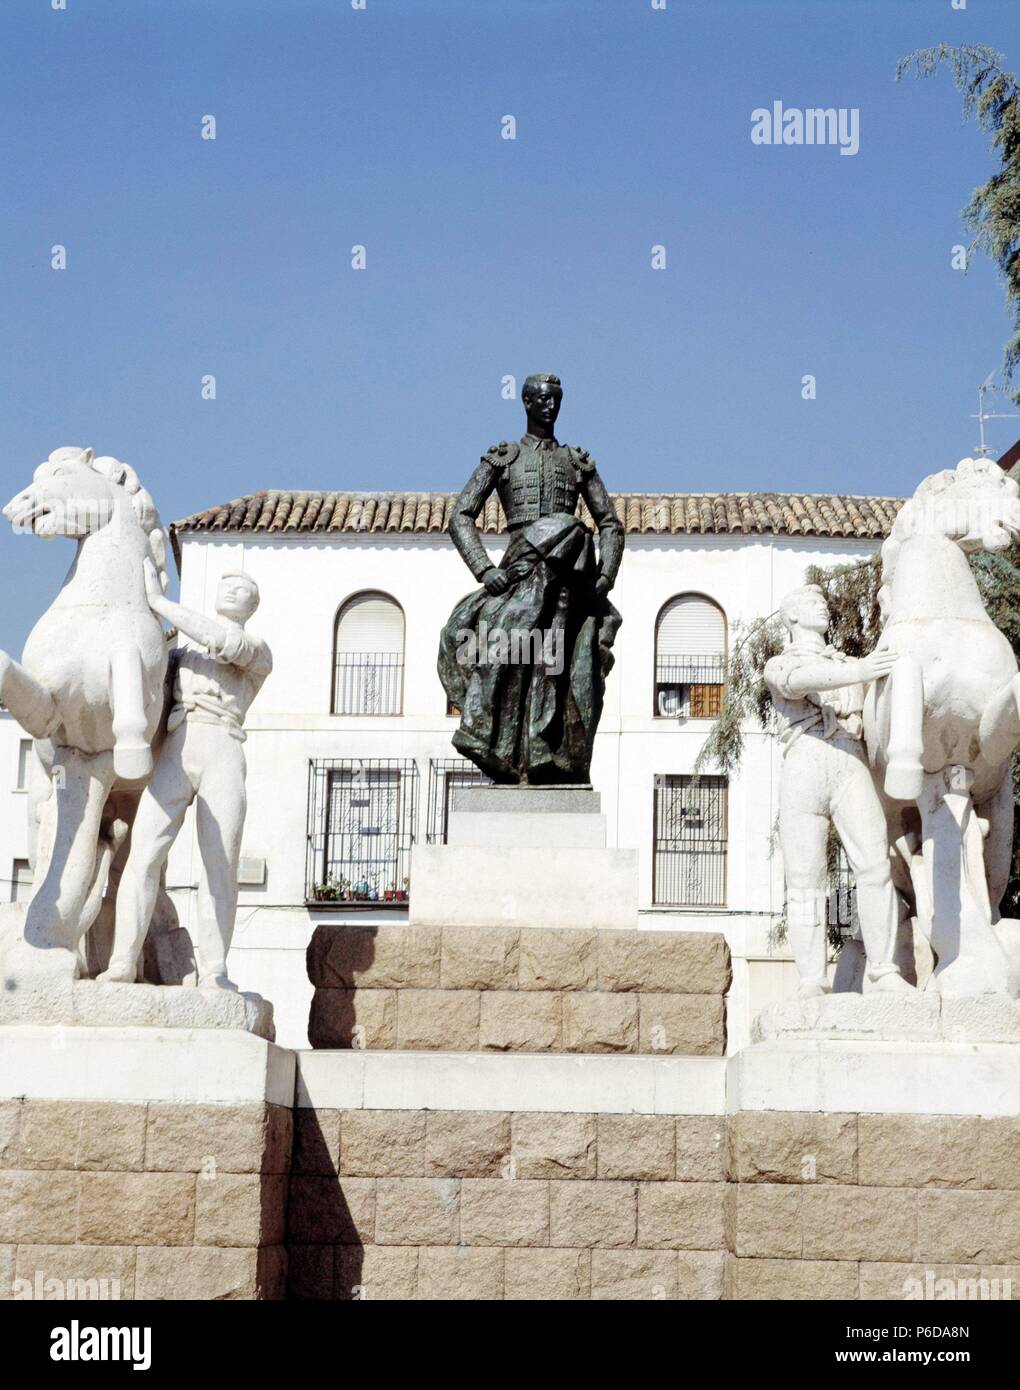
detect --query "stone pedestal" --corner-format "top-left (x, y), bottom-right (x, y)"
top-left (306, 921), bottom-right (730, 1054)
top-left (753, 990), bottom-right (1020, 1046)
top-left (289, 1049), bottom-right (730, 1301)
top-left (409, 786), bottom-right (639, 930)
top-left (0, 907), bottom-right (275, 1040)
top-left (723, 1001), bottom-right (1020, 1300)
top-left (0, 1026), bottom-right (294, 1301)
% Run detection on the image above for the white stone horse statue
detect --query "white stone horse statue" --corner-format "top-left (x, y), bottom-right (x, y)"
top-left (0, 447), bottom-right (169, 970)
top-left (864, 457), bottom-right (1020, 997)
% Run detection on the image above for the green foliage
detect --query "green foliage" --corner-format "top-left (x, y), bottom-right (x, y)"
top-left (897, 44), bottom-right (1020, 400)
top-left (693, 614), bottom-right (784, 777)
top-left (804, 555), bottom-right (883, 658)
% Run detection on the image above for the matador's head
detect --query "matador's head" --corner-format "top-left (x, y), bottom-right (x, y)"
top-left (522, 373), bottom-right (562, 435)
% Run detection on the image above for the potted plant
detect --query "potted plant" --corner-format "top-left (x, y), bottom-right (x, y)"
top-left (396, 875), bottom-right (409, 903)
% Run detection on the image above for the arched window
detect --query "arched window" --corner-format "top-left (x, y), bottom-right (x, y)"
top-left (654, 594), bottom-right (726, 719)
top-left (332, 591), bottom-right (405, 715)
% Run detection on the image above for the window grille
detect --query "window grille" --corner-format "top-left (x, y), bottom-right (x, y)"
top-left (426, 757), bottom-right (492, 844)
top-left (306, 758), bottom-right (418, 904)
top-left (653, 773), bottom-right (728, 906)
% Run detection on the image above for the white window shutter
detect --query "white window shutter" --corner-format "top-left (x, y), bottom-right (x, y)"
top-left (657, 595), bottom-right (725, 658)
top-left (656, 595), bottom-right (726, 699)
top-left (336, 593), bottom-right (404, 655)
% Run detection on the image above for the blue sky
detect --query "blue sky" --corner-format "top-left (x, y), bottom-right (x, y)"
top-left (1, 0), bottom-right (1019, 648)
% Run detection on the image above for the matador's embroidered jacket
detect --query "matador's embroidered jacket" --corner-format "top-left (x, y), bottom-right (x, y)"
top-left (448, 434), bottom-right (624, 584)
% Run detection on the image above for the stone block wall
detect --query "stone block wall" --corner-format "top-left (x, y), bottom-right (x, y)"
top-left (727, 1111), bottom-right (1020, 1299)
top-left (307, 925), bottom-right (730, 1056)
top-left (6, 1090), bottom-right (1020, 1299)
top-left (8, 928), bottom-right (1018, 1299)
top-left (0, 1099), bottom-right (292, 1300)
top-left (284, 1105), bottom-right (1020, 1299)
top-left (287, 1108), bottom-right (729, 1300)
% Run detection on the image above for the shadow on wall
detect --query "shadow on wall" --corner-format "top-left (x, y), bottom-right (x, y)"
top-left (289, 923), bottom-right (380, 1299)
top-left (286, 1107), bottom-right (365, 1301)
top-left (305, 923), bottom-right (380, 1049)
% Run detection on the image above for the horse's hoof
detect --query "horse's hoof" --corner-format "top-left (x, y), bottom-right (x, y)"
top-left (113, 744), bottom-right (152, 782)
top-left (97, 961), bottom-right (137, 984)
top-left (797, 980), bottom-right (831, 1000)
top-left (870, 970), bottom-right (915, 994)
top-left (884, 763), bottom-right (924, 801)
top-left (198, 971), bottom-right (237, 993)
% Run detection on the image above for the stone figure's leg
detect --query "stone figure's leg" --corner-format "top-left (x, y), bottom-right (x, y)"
top-left (922, 767), bottom-right (1017, 996)
top-left (780, 792), bottom-right (831, 998)
top-left (109, 644), bottom-right (153, 782)
top-left (192, 733), bottom-right (247, 990)
top-left (24, 748), bottom-right (113, 959)
top-left (27, 765), bottom-right (56, 886)
top-left (883, 655), bottom-right (924, 801)
top-left (978, 672), bottom-right (1020, 773)
top-left (978, 772), bottom-right (1015, 921)
top-left (75, 812), bottom-right (124, 975)
top-left (832, 761), bottom-right (912, 992)
top-left (98, 732), bottom-right (194, 983)
top-left (0, 652), bottom-right (59, 740)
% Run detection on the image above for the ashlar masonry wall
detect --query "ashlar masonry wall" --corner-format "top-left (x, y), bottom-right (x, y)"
top-left (0, 1098), bottom-right (291, 1300)
top-left (288, 1107), bottom-right (728, 1300)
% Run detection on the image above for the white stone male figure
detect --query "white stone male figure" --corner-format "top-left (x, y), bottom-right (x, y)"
top-left (764, 585), bottom-right (913, 998)
top-left (99, 564), bottom-right (272, 988)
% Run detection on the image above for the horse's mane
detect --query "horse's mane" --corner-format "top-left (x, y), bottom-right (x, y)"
top-left (55, 449), bottom-right (170, 592)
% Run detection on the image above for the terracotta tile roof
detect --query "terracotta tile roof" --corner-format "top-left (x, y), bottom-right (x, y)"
top-left (172, 490), bottom-right (904, 542)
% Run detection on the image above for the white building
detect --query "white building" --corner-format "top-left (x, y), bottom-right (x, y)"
top-left (0, 486), bottom-right (903, 1049)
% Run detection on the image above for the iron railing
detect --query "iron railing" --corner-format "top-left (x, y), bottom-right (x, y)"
top-left (655, 654), bottom-right (726, 686)
top-left (306, 758), bottom-right (418, 904)
top-left (652, 773), bottom-right (728, 906)
top-left (426, 758), bottom-right (493, 844)
top-left (332, 652), bottom-right (404, 716)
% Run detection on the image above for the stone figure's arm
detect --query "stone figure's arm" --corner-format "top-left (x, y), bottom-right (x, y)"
top-left (143, 559), bottom-right (268, 669)
top-left (577, 454), bottom-right (624, 593)
top-left (217, 629), bottom-right (273, 676)
top-left (768, 649), bottom-right (899, 699)
top-left (448, 451), bottom-right (506, 592)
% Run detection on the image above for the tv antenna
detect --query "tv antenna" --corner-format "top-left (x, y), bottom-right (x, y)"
top-left (971, 371), bottom-right (1019, 456)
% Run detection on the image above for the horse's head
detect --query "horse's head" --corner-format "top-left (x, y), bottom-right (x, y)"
top-left (4, 446), bottom-right (169, 588)
top-left (894, 457), bottom-right (1020, 553)
top-left (5, 447), bottom-right (118, 539)
top-left (880, 458), bottom-right (1020, 606)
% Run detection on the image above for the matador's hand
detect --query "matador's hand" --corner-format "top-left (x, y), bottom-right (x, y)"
top-left (482, 567), bottom-right (510, 595)
top-left (594, 575), bottom-right (612, 598)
